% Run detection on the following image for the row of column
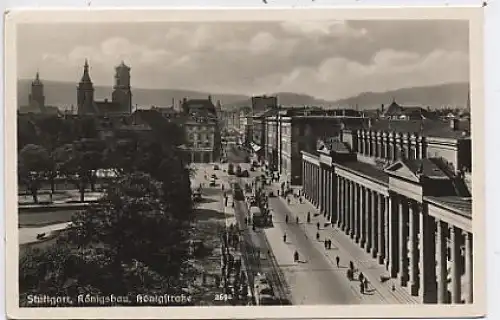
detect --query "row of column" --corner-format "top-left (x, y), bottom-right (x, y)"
top-left (301, 162), bottom-right (473, 304)
top-left (357, 135), bottom-right (425, 161)
top-left (303, 161), bottom-right (320, 207)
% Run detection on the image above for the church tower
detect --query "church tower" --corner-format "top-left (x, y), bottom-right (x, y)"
top-left (111, 61), bottom-right (132, 114)
top-left (29, 71), bottom-right (45, 112)
top-left (77, 59), bottom-right (95, 115)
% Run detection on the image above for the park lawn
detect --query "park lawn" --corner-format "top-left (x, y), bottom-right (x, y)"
top-left (19, 209), bottom-right (80, 227)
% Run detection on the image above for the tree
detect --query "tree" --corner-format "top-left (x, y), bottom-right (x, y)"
top-left (18, 144), bottom-right (52, 203)
top-left (54, 139), bottom-right (105, 202)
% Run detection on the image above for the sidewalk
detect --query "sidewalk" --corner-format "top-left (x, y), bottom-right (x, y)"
top-left (269, 182), bottom-right (420, 304)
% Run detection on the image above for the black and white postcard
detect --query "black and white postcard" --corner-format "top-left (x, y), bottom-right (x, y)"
top-left (4, 7), bottom-right (486, 319)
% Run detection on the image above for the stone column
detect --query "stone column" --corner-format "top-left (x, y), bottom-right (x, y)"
top-left (349, 181), bottom-right (355, 238)
top-left (343, 178), bottom-right (348, 232)
top-left (409, 201), bottom-right (419, 296)
top-left (354, 184), bottom-right (360, 243)
top-left (420, 210), bottom-right (437, 303)
top-left (399, 199), bottom-right (409, 286)
top-left (322, 167), bottom-right (326, 214)
top-left (371, 190), bottom-right (378, 258)
top-left (360, 186), bottom-right (366, 248)
top-left (384, 196), bottom-right (390, 269)
top-left (388, 194), bottom-right (399, 278)
top-left (451, 226), bottom-right (463, 304)
top-left (436, 219), bottom-right (449, 303)
top-left (330, 171), bottom-right (335, 223)
top-left (464, 231), bottom-right (473, 304)
top-left (377, 193), bottom-right (385, 265)
top-left (337, 176), bottom-right (342, 229)
top-left (366, 190), bottom-right (372, 253)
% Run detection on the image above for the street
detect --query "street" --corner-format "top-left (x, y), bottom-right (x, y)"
top-left (224, 143), bottom-right (360, 305)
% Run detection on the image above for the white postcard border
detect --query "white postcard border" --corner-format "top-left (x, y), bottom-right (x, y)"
top-left (4, 7), bottom-right (486, 319)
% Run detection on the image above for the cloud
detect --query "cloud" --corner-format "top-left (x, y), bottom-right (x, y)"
top-left (19, 21), bottom-right (469, 101)
top-left (281, 20), bottom-right (368, 38)
top-left (271, 49), bottom-right (469, 100)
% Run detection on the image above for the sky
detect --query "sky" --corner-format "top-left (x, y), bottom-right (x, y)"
top-left (17, 20), bottom-right (469, 101)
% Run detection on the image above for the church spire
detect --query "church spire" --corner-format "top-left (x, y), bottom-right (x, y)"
top-left (81, 59), bottom-right (92, 83)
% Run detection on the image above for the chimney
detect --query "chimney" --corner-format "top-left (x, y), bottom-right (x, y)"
top-left (450, 118), bottom-right (459, 131)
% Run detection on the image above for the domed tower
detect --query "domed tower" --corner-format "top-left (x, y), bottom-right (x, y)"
top-left (77, 59), bottom-right (95, 115)
top-left (112, 60), bottom-right (132, 114)
top-left (29, 71), bottom-right (45, 112)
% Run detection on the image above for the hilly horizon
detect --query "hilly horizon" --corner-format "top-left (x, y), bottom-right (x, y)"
top-left (17, 79), bottom-right (469, 111)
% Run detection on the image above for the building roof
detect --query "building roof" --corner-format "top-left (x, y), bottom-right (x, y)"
top-left (404, 159), bottom-right (449, 179)
top-left (95, 100), bottom-right (127, 115)
top-left (253, 108), bottom-right (278, 118)
top-left (339, 161), bottom-right (389, 184)
top-left (318, 138), bottom-right (350, 154)
top-left (424, 196), bottom-right (472, 218)
top-left (383, 101), bottom-right (434, 119)
top-left (183, 98), bottom-right (217, 115)
top-left (368, 118), bottom-right (470, 139)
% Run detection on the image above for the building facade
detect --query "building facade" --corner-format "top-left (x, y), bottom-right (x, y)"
top-left (301, 118), bottom-right (472, 304)
top-left (180, 96), bottom-right (221, 163)
top-left (251, 95), bottom-right (278, 113)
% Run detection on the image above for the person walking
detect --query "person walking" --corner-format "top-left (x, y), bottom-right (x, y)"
top-left (294, 250), bottom-right (299, 262)
top-left (296, 216), bottom-right (299, 224)
top-left (359, 272), bottom-right (364, 283)
top-left (285, 215), bottom-right (289, 224)
top-left (283, 233), bottom-right (287, 243)
top-left (307, 212), bottom-right (311, 224)
top-left (324, 240), bottom-right (328, 249)
top-left (349, 261), bottom-right (354, 271)
top-left (359, 281), bottom-right (365, 294)
top-left (316, 232), bottom-right (320, 241)
top-left (316, 222), bottom-right (320, 230)
top-left (364, 279), bottom-right (369, 291)
top-left (336, 256), bottom-right (340, 268)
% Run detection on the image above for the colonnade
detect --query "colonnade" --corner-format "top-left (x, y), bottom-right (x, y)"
top-left (301, 158), bottom-right (473, 304)
top-left (357, 130), bottom-right (425, 161)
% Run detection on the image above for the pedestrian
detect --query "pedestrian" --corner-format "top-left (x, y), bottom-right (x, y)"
top-left (294, 250), bottom-right (299, 262)
top-left (287, 198), bottom-right (291, 205)
top-left (285, 215), bottom-right (289, 223)
top-left (329, 240), bottom-right (332, 250)
top-left (307, 212), bottom-right (311, 223)
top-left (364, 279), bottom-right (369, 291)
top-left (359, 282), bottom-right (364, 294)
top-left (316, 232), bottom-right (320, 241)
top-left (316, 222), bottom-right (320, 230)
top-left (336, 256), bottom-right (340, 267)
top-left (359, 272), bottom-right (364, 283)
top-left (222, 184), bottom-right (225, 191)
top-left (283, 233), bottom-right (287, 243)
top-left (349, 261), bottom-right (354, 270)
top-left (324, 240), bottom-right (327, 249)
top-left (296, 216), bottom-right (299, 224)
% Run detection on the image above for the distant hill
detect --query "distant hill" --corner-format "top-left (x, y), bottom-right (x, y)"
top-left (17, 79), bottom-right (469, 112)
top-left (17, 79), bottom-right (249, 110)
top-left (332, 82), bottom-right (469, 110)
